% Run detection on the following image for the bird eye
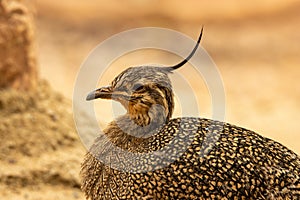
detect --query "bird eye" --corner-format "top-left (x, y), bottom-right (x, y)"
top-left (132, 83), bottom-right (144, 91)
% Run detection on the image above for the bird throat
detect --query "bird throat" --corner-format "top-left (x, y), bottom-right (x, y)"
top-left (128, 103), bottom-right (169, 128)
top-left (102, 104), bottom-right (168, 150)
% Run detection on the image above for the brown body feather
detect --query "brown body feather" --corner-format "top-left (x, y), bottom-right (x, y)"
top-left (81, 116), bottom-right (300, 199)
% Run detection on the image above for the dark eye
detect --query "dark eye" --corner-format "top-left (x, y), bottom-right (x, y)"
top-left (132, 83), bottom-right (144, 91)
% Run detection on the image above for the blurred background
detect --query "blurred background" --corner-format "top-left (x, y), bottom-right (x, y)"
top-left (1, 0), bottom-right (299, 199)
top-left (36, 0), bottom-right (300, 151)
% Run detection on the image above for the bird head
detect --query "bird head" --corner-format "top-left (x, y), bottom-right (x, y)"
top-left (86, 28), bottom-right (203, 127)
top-left (86, 66), bottom-right (174, 127)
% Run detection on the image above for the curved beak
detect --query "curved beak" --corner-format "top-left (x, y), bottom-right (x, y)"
top-left (86, 86), bottom-right (113, 101)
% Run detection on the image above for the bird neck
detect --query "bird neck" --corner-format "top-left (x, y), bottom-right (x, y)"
top-left (128, 103), bottom-right (169, 127)
top-left (127, 87), bottom-right (174, 127)
top-left (101, 105), bottom-right (170, 150)
top-left (103, 113), bottom-right (167, 149)
top-left (122, 113), bottom-right (166, 137)
top-left (104, 87), bottom-right (175, 146)
top-left (101, 115), bottom-right (163, 151)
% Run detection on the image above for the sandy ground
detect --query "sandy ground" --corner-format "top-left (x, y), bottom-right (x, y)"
top-left (0, 82), bottom-right (86, 199)
top-left (1, 0), bottom-right (299, 199)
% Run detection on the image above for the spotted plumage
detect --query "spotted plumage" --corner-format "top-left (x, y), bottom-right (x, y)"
top-left (81, 28), bottom-right (300, 199)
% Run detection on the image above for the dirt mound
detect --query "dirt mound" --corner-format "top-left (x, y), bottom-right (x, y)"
top-left (0, 81), bottom-right (85, 200)
top-left (0, 0), bottom-right (37, 90)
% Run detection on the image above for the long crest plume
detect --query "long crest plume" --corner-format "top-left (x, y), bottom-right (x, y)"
top-left (166, 27), bottom-right (203, 71)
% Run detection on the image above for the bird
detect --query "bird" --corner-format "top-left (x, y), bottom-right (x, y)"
top-left (81, 28), bottom-right (300, 200)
